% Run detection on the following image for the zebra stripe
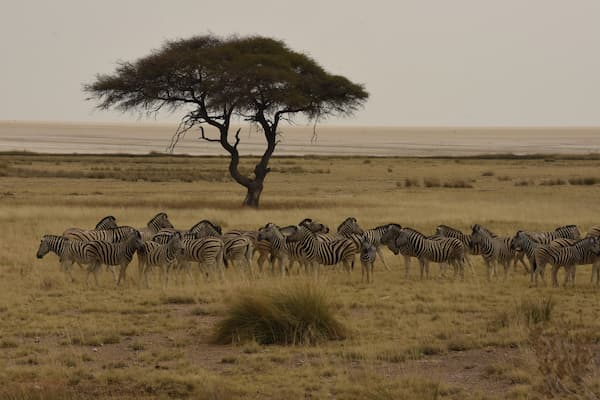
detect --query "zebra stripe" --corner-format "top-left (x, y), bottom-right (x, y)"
top-left (359, 237), bottom-right (376, 283)
top-left (62, 215), bottom-right (118, 237)
top-left (36, 235), bottom-right (96, 281)
top-left (63, 226), bottom-right (138, 243)
top-left (533, 236), bottom-right (600, 287)
top-left (86, 231), bottom-right (143, 286)
top-left (180, 237), bottom-right (225, 281)
top-left (385, 227), bottom-right (465, 279)
top-left (286, 225), bottom-right (355, 274)
top-left (138, 232), bottom-right (183, 288)
top-left (471, 224), bottom-right (514, 280)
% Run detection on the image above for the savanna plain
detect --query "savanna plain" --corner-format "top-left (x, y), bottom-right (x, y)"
top-left (1, 153), bottom-right (599, 399)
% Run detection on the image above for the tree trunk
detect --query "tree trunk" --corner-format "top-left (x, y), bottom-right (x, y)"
top-left (243, 181), bottom-right (264, 208)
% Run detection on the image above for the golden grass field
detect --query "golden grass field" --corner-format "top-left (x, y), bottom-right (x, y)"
top-left (1, 152), bottom-right (600, 399)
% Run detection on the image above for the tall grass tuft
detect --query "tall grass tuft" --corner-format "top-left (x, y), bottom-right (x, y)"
top-left (515, 297), bottom-right (554, 326)
top-left (213, 283), bottom-right (347, 345)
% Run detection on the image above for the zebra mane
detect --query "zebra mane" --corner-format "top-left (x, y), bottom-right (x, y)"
top-left (299, 218), bottom-right (313, 226)
top-left (555, 224), bottom-right (577, 230)
top-left (95, 215), bottom-right (116, 229)
top-left (148, 212), bottom-right (168, 224)
top-left (437, 224), bottom-right (462, 234)
top-left (472, 224), bottom-right (496, 237)
top-left (371, 223), bottom-right (394, 231)
top-left (402, 227), bottom-right (426, 238)
top-left (337, 217), bottom-right (354, 232)
top-left (190, 219), bottom-right (222, 234)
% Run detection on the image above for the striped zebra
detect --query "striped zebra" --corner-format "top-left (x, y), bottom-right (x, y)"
top-left (180, 237), bottom-right (226, 281)
top-left (532, 236), bottom-right (600, 287)
top-left (359, 237), bottom-right (377, 283)
top-left (63, 225), bottom-right (137, 243)
top-left (336, 218), bottom-right (393, 271)
top-left (471, 225), bottom-right (515, 281)
top-left (86, 231), bottom-right (144, 286)
top-left (221, 232), bottom-right (254, 277)
top-left (256, 223), bottom-right (299, 276)
top-left (511, 231), bottom-right (575, 285)
top-left (520, 225), bottom-right (580, 245)
top-left (286, 224), bottom-right (355, 276)
top-left (586, 226), bottom-right (600, 238)
top-left (138, 232), bottom-right (184, 288)
top-left (435, 224), bottom-right (480, 271)
top-left (150, 230), bottom-right (225, 282)
top-left (62, 215), bottom-right (118, 237)
top-left (382, 227), bottom-right (465, 279)
top-left (139, 212), bottom-right (174, 242)
top-left (36, 235), bottom-right (96, 281)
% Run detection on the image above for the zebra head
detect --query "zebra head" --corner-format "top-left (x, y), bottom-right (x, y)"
top-left (149, 212), bottom-right (173, 230)
top-left (95, 215), bottom-right (118, 230)
top-left (128, 230), bottom-right (144, 251)
top-left (189, 220), bottom-right (222, 237)
top-left (283, 226), bottom-right (303, 243)
top-left (337, 217), bottom-right (364, 235)
top-left (257, 223), bottom-right (279, 242)
top-left (168, 231), bottom-right (185, 256)
top-left (299, 219), bottom-right (329, 234)
top-left (470, 225), bottom-right (487, 248)
top-left (511, 231), bottom-right (526, 251)
top-left (36, 235), bottom-right (52, 259)
top-left (380, 225), bottom-right (402, 254)
top-left (587, 236), bottom-right (600, 256)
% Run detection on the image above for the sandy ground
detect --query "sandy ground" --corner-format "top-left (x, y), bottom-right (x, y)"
top-left (1, 121), bottom-right (599, 156)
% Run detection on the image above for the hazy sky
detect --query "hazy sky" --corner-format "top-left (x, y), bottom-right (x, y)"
top-left (1, 0), bottom-right (599, 126)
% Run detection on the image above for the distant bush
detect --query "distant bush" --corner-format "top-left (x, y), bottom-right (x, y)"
top-left (481, 171), bottom-right (495, 177)
top-left (213, 283), bottom-right (347, 345)
top-left (568, 177), bottom-right (599, 185)
top-left (539, 179), bottom-right (567, 186)
top-left (496, 176), bottom-right (512, 181)
top-left (443, 179), bottom-right (473, 189)
top-left (401, 178), bottom-right (420, 188)
top-left (423, 178), bottom-right (441, 188)
top-left (514, 180), bottom-right (533, 186)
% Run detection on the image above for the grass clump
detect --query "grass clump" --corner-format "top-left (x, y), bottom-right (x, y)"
top-left (423, 177), bottom-right (441, 188)
top-left (482, 171), bottom-right (495, 176)
top-left (443, 179), bottom-right (473, 188)
top-left (515, 297), bottom-right (554, 326)
top-left (213, 283), bottom-right (347, 345)
top-left (401, 178), bottom-right (420, 188)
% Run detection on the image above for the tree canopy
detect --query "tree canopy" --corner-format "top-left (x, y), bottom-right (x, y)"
top-left (86, 35), bottom-right (369, 207)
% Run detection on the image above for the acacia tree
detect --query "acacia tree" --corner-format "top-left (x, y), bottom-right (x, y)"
top-left (85, 35), bottom-right (368, 207)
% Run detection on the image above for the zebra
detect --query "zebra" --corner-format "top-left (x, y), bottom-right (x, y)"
top-left (586, 225), bottom-right (600, 238)
top-left (285, 224), bottom-right (355, 277)
top-left (471, 224), bottom-right (514, 281)
top-left (256, 223), bottom-right (299, 276)
top-left (511, 231), bottom-right (575, 285)
top-left (36, 235), bottom-right (96, 281)
top-left (359, 237), bottom-right (377, 283)
top-left (138, 232), bottom-right (184, 288)
top-left (382, 227), bottom-right (465, 280)
top-left (435, 224), bottom-right (480, 271)
top-left (221, 233), bottom-right (254, 278)
top-left (336, 218), bottom-right (392, 271)
top-left (532, 236), bottom-right (600, 287)
top-left (86, 230), bottom-right (144, 286)
top-left (179, 237), bottom-right (226, 281)
top-left (520, 225), bottom-right (580, 245)
top-left (63, 225), bottom-right (137, 243)
top-left (139, 212), bottom-right (174, 242)
top-left (62, 215), bottom-right (118, 237)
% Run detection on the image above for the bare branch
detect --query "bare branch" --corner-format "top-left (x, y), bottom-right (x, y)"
top-left (233, 128), bottom-right (242, 148)
top-left (198, 126), bottom-right (221, 143)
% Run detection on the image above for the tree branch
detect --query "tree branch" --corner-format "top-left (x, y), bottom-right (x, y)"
top-left (198, 126), bottom-right (221, 143)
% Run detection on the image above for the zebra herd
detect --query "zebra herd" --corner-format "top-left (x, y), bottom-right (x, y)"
top-left (36, 213), bottom-right (600, 288)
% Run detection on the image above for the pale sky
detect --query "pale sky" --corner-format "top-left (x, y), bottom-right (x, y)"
top-left (1, 0), bottom-right (599, 126)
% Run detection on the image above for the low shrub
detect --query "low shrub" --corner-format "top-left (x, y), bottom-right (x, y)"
top-left (213, 283), bottom-right (347, 345)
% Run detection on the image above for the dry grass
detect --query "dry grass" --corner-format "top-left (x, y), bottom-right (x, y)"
top-left (1, 153), bottom-right (600, 399)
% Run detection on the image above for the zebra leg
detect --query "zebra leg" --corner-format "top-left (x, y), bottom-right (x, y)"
top-left (551, 265), bottom-right (560, 288)
top-left (404, 255), bottom-right (411, 278)
top-left (376, 247), bottom-right (391, 271)
top-left (117, 263), bottom-right (127, 286)
top-left (370, 262), bottom-right (374, 283)
top-left (361, 262), bottom-right (365, 282)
